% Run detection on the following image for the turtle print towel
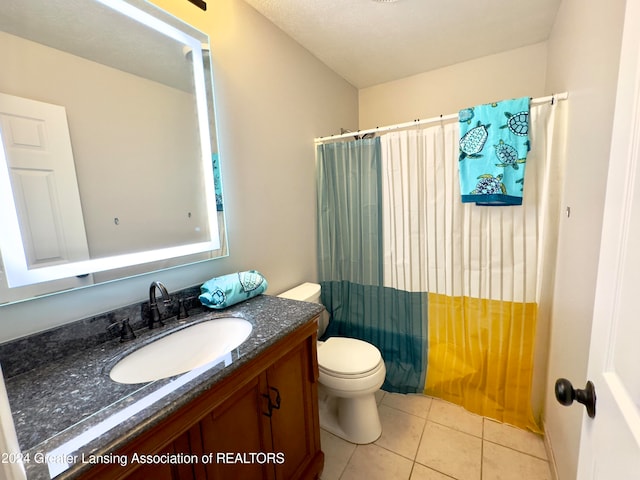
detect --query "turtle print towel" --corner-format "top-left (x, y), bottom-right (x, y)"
top-left (458, 96), bottom-right (530, 205)
top-left (199, 270), bottom-right (268, 309)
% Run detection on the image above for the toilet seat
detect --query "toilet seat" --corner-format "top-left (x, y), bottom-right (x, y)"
top-left (319, 360), bottom-right (385, 380)
top-left (318, 337), bottom-right (383, 378)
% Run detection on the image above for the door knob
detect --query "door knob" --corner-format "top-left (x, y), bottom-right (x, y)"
top-left (554, 378), bottom-right (596, 418)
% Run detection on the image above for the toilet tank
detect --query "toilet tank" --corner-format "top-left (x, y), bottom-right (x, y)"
top-left (278, 282), bottom-right (321, 303)
top-left (278, 282), bottom-right (329, 336)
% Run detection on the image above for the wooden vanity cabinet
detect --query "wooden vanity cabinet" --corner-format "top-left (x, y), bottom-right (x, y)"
top-left (82, 318), bottom-right (323, 480)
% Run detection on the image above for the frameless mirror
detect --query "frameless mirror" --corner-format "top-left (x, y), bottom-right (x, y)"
top-left (0, 0), bottom-right (227, 304)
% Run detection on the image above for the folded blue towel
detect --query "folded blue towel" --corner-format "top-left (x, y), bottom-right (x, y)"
top-left (199, 270), bottom-right (268, 309)
top-left (458, 97), bottom-right (530, 206)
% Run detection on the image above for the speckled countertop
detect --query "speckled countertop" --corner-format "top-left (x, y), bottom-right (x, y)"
top-left (2, 295), bottom-right (322, 480)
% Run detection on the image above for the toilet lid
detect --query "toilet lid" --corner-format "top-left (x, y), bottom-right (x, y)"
top-left (318, 337), bottom-right (382, 376)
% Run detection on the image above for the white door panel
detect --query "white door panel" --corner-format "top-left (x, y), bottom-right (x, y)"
top-left (0, 92), bottom-right (92, 293)
top-left (11, 169), bottom-right (66, 266)
top-left (0, 93), bottom-right (90, 269)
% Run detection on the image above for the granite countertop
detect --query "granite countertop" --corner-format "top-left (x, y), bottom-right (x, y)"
top-left (3, 295), bottom-right (323, 480)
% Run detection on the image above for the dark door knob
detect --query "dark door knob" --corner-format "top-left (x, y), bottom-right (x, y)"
top-left (555, 378), bottom-right (596, 418)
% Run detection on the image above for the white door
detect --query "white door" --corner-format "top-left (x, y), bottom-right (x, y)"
top-left (0, 93), bottom-right (90, 273)
top-left (573, 1), bottom-right (640, 477)
top-left (0, 92), bottom-right (93, 295)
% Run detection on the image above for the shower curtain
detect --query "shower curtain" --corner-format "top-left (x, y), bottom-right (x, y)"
top-left (317, 101), bottom-right (562, 431)
top-left (317, 138), bottom-right (428, 394)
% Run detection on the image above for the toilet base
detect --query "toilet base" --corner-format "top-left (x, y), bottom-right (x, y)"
top-left (318, 386), bottom-right (382, 444)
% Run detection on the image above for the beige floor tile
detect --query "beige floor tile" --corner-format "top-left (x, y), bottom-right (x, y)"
top-left (329, 393), bottom-right (555, 480)
top-left (382, 392), bottom-right (433, 419)
top-left (320, 429), bottom-right (356, 480)
top-left (410, 463), bottom-right (456, 480)
top-left (482, 441), bottom-right (552, 480)
top-left (375, 404), bottom-right (427, 459)
top-left (428, 399), bottom-right (484, 437)
top-left (416, 421), bottom-right (482, 480)
top-left (483, 419), bottom-right (547, 459)
top-left (341, 443), bottom-right (414, 480)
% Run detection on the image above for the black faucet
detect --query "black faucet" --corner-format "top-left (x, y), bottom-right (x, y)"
top-left (148, 281), bottom-right (171, 329)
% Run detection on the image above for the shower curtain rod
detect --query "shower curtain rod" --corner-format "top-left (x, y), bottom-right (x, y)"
top-left (314, 92), bottom-right (568, 144)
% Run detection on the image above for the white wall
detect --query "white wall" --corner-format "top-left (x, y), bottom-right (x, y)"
top-left (543, 1), bottom-right (626, 479)
top-left (359, 42), bottom-right (548, 130)
top-left (0, 0), bottom-right (357, 343)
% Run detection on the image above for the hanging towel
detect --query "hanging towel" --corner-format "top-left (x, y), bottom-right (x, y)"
top-left (199, 270), bottom-right (268, 309)
top-left (458, 96), bottom-right (530, 205)
top-left (212, 152), bottom-right (224, 211)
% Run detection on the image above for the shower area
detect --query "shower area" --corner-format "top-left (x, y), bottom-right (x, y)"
top-left (315, 95), bottom-right (566, 432)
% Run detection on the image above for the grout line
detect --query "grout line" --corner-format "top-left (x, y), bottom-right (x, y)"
top-left (379, 400), bottom-right (432, 421)
top-left (480, 417), bottom-right (485, 479)
top-left (338, 433), bottom-right (360, 480)
top-left (412, 458), bottom-right (463, 479)
top-left (482, 437), bottom-right (550, 462)
top-left (426, 417), bottom-right (484, 439)
top-left (372, 435), bottom-right (422, 463)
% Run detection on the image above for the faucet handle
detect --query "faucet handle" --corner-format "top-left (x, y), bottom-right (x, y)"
top-left (107, 318), bottom-right (136, 342)
top-left (177, 298), bottom-right (189, 319)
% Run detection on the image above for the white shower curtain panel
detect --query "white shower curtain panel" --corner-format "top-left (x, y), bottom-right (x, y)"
top-left (379, 102), bottom-right (562, 305)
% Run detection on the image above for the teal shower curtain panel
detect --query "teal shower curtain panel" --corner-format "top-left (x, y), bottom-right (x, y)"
top-left (316, 138), bottom-right (428, 393)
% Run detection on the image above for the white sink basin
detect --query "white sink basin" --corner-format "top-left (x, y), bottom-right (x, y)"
top-left (109, 317), bottom-right (252, 384)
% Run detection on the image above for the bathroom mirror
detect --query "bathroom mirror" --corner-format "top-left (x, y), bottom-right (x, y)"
top-left (0, 0), bottom-right (227, 304)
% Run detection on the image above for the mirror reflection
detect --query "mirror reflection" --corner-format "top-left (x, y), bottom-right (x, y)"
top-left (0, 0), bottom-right (227, 304)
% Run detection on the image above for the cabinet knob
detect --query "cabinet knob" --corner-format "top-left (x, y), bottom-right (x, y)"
top-left (262, 387), bottom-right (282, 417)
top-left (269, 387), bottom-right (281, 410)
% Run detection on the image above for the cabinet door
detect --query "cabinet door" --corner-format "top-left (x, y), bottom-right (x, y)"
top-left (122, 424), bottom-right (206, 480)
top-left (123, 460), bottom-right (174, 480)
top-left (200, 373), bottom-right (275, 480)
top-left (267, 337), bottom-right (321, 480)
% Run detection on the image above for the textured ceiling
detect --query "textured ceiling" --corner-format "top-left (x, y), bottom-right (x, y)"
top-left (243, 0), bottom-right (562, 88)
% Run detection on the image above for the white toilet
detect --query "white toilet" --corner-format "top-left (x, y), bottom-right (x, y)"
top-left (278, 282), bottom-right (386, 444)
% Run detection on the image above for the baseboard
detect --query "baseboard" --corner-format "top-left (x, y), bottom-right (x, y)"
top-left (542, 419), bottom-right (560, 480)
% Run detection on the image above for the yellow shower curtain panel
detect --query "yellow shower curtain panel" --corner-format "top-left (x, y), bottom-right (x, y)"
top-left (425, 292), bottom-right (540, 432)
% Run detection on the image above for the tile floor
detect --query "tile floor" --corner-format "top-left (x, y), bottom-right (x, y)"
top-left (320, 391), bottom-right (553, 480)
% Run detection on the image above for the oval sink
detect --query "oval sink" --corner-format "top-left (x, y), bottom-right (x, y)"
top-left (109, 317), bottom-right (252, 384)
